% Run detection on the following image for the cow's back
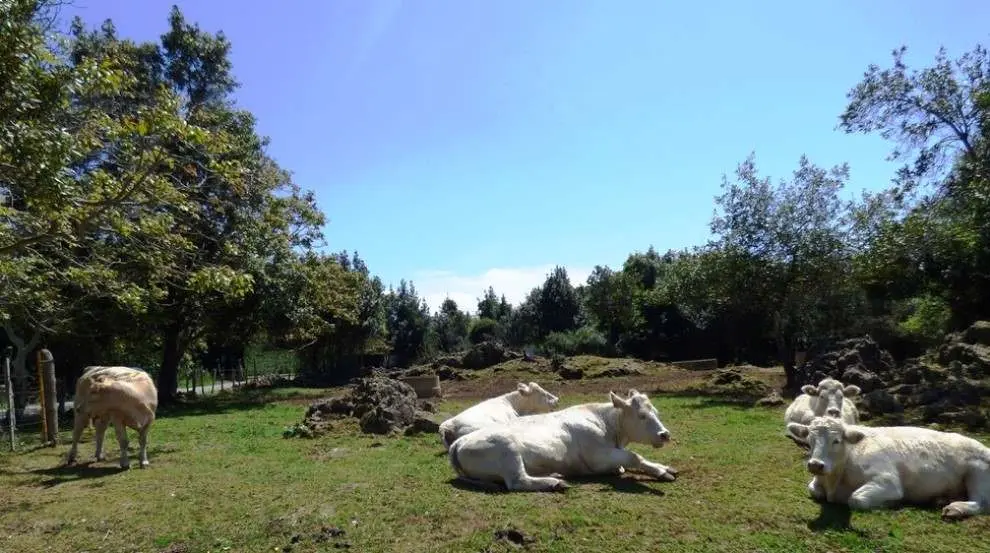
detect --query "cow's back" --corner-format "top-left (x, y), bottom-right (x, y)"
top-left (846, 426), bottom-right (990, 501)
top-left (75, 366), bottom-right (158, 428)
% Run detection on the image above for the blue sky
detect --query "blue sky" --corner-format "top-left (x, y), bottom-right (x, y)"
top-left (62, 0), bottom-right (988, 313)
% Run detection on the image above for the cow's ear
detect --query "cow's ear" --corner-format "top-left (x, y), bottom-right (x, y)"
top-left (843, 385), bottom-right (861, 397)
top-left (801, 385), bottom-right (818, 396)
top-left (787, 423), bottom-right (810, 440)
top-left (610, 391), bottom-right (630, 409)
top-left (627, 388), bottom-right (640, 398)
top-left (517, 382), bottom-right (532, 395)
top-left (844, 428), bottom-right (865, 444)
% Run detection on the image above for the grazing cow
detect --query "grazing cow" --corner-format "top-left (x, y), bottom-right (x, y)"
top-left (788, 416), bottom-right (990, 521)
top-left (65, 366), bottom-right (158, 469)
top-left (784, 377), bottom-right (860, 445)
top-left (438, 381), bottom-right (559, 450)
top-left (447, 389), bottom-right (676, 492)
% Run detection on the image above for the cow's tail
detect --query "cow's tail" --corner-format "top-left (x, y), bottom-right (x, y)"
top-left (448, 439), bottom-right (503, 492)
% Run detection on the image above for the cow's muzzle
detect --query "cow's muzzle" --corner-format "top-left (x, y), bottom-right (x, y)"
top-left (807, 459), bottom-right (825, 475)
top-left (653, 431), bottom-right (671, 447)
top-left (826, 408), bottom-right (840, 417)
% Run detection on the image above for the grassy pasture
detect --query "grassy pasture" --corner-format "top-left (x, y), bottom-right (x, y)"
top-left (2, 377), bottom-right (990, 553)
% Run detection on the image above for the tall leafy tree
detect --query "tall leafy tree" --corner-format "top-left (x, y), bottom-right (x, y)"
top-left (710, 154), bottom-right (861, 388)
top-left (536, 266), bottom-right (580, 337)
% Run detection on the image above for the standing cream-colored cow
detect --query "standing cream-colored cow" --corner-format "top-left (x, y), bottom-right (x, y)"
top-left (438, 381), bottom-right (559, 451)
top-left (784, 377), bottom-right (860, 445)
top-left (788, 416), bottom-right (990, 521)
top-left (448, 389), bottom-right (676, 492)
top-left (65, 366), bottom-right (158, 469)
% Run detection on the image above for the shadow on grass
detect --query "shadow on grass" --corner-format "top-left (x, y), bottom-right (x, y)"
top-left (157, 387), bottom-right (323, 418)
top-left (448, 473), bottom-right (667, 496)
top-left (28, 462), bottom-right (127, 488)
top-left (807, 502), bottom-right (869, 536)
top-left (658, 394), bottom-right (764, 410)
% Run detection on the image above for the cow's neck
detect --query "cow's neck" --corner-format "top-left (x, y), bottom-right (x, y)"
top-left (503, 392), bottom-right (524, 415)
top-left (591, 403), bottom-right (626, 448)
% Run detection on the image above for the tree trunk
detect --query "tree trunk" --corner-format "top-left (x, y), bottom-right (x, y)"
top-left (2, 323), bottom-right (41, 417)
top-left (774, 312), bottom-right (797, 392)
top-left (157, 325), bottom-right (185, 404)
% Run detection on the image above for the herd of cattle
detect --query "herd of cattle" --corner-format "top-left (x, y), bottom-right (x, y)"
top-left (63, 367), bottom-right (990, 522)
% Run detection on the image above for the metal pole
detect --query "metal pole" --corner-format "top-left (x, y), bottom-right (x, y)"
top-left (4, 348), bottom-right (15, 451)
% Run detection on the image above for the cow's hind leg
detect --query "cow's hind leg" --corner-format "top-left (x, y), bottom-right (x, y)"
top-left (112, 420), bottom-right (131, 469)
top-left (137, 424), bottom-right (151, 468)
top-left (942, 468), bottom-right (990, 521)
top-left (502, 453), bottom-right (569, 492)
top-left (847, 478), bottom-right (904, 511)
top-left (65, 412), bottom-right (89, 465)
top-left (93, 418), bottom-right (109, 462)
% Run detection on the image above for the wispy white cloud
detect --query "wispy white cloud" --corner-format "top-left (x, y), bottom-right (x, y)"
top-left (412, 265), bottom-right (593, 315)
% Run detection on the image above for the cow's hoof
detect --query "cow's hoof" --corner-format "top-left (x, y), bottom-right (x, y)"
top-left (941, 505), bottom-right (968, 521)
top-left (550, 480), bottom-right (571, 492)
top-left (665, 466), bottom-right (679, 476)
top-left (140, 460), bottom-right (150, 468)
top-left (659, 470), bottom-right (677, 482)
top-left (120, 462), bottom-right (131, 470)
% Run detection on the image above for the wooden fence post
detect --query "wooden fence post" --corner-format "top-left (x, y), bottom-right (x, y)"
top-left (39, 348), bottom-right (58, 445)
top-left (4, 348), bottom-right (15, 451)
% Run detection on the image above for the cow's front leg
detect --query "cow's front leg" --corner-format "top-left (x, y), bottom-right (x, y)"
top-left (847, 479), bottom-right (903, 511)
top-left (589, 448), bottom-right (676, 482)
top-left (807, 476), bottom-right (826, 502)
top-left (112, 420), bottom-right (131, 469)
top-left (93, 418), bottom-right (109, 462)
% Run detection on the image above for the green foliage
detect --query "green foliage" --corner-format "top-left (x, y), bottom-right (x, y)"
top-left (535, 266), bottom-right (580, 337)
top-left (431, 298), bottom-right (470, 353)
top-left (896, 294), bottom-right (952, 346)
top-left (542, 326), bottom-right (608, 356)
top-left (386, 280), bottom-right (431, 367)
top-left (468, 317), bottom-right (497, 345)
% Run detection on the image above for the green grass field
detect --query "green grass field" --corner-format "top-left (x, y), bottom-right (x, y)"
top-left (2, 384), bottom-right (990, 553)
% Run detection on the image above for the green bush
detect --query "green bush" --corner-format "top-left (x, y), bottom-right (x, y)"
top-left (896, 293), bottom-right (951, 346)
top-left (469, 318), bottom-right (498, 344)
top-left (542, 326), bottom-right (607, 356)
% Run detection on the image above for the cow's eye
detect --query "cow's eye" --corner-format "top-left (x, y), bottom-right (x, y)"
top-left (638, 413), bottom-right (646, 420)
top-left (832, 439), bottom-right (841, 444)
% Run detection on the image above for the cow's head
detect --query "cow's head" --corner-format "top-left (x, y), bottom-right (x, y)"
top-left (801, 377), bottom-right (860, 418)
top-left (610, 388), bottom-right (671, 448)
top-left (787, 416), bottom-right (865, 476)
top-left (515, 381), bottom-right (559, 414)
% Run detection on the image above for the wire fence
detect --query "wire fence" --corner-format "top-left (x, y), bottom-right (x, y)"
top-left (0, 381), bottom-right (74, 452)
top-left (1, 349), bottom-right (301, 452)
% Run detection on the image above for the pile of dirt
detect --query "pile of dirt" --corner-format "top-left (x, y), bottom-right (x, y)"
top-left (285, 376), bottom-right (441, 438)
top-left (461, 341), bottom-right (520, 370)
top-left (687, 367), bottom-right (770, 401)
top-left (793, 335), bottom-right (895, 393)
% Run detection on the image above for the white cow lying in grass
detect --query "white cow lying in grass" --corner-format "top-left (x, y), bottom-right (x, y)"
top-left (438, 381), bottom-right (559, 451)
top-left (788, 416), bottom-right (990, 521)
top-left (66, 366), bottom-right (159, 469)
top-left (447, 388), bottom-right (676, 492)
top-left (784, 377), bottom-right (860, 445)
